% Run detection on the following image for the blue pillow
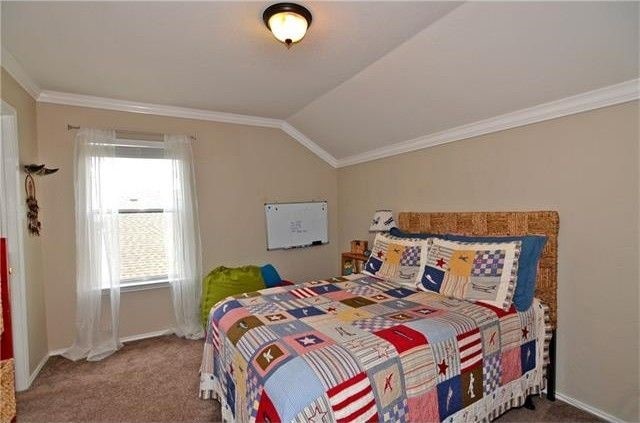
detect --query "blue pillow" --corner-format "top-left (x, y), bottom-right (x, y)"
top-left (389, 227), bottom-right (440, 239)
top-left (444, 234), bottom-right (547, 311)
top-left (260, 264), bottom-right (282, 288)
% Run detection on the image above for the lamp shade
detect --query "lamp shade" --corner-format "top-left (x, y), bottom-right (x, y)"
top-left (369, 210), bottom-right (395, 232)
top-left (267, 11), bottom-right (308, 44)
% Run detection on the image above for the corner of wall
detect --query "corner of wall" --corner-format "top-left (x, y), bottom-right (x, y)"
top-left (1, 68), bottom-right (50, 377)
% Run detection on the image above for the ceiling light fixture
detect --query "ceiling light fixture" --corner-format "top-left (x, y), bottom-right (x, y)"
top-left (263, 3), bottom-right (312, 48)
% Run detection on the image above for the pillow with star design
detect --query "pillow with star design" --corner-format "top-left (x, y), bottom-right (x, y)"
top-left (362, 232), bottom-right (428, 287)
top-left (417, 237), bottom-right (522, 311)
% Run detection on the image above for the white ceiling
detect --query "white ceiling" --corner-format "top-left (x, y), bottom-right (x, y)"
top-left (289, 1), bottom-right (640, 158)
top-left (2, 1), bottom-right (638, 164)
top-left (1, 1), bottom-right (460, 118)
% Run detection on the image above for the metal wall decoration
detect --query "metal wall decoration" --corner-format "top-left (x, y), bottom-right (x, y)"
top-left (23, 164), bottom-right (58, 236)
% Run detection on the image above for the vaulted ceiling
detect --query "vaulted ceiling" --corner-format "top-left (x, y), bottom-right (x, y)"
top-left (290, 2), bottom-right (640, 159)
top-left (2, 1), bottom-right (638, 166)
top-left (1, 1), bottom-right (460, 118)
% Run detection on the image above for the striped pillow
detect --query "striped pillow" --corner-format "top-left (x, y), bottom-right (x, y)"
top-left (417, 238), bottom-right (521, 310)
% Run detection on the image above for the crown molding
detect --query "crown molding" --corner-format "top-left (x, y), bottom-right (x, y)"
top-left (280, 122), bottom-right (338, 168)
top-left (37, 90), bottom-right (283, 129)
top-left (5, 49), bottom-right (637, 171)
top-left (37, 90), bottom-right (338, 167)
top-left (1, 49), bottom-right (41, 99)
top-left (336, 78), bottom-right (640, 168)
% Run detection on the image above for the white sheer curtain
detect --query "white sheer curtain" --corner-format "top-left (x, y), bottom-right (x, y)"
top-left (163, 134), bottom-right (204, 339)
top-left (64, 128), bottom-right (122, 361)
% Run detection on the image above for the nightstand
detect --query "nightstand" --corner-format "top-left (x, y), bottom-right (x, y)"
top-left (341, 252), bottom-right (368, 276)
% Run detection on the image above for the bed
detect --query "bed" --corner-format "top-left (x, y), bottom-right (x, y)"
top-left (200, 211), bottom-right (559, 422)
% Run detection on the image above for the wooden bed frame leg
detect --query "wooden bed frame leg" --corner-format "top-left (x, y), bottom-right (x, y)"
top-left (524, 396), bottom-right (536, 410)
top-left (546, 329), bottom-right (557, 401)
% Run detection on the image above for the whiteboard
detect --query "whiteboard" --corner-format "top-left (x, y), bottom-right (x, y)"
top-left (265, 201), bottom-right (328, 250)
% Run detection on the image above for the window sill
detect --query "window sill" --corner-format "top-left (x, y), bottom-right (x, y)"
top-left (102, 279), bottom-right (170, 294)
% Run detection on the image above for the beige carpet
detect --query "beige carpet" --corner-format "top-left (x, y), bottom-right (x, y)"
top-left (18, 336), bottom-right (218, 422)
top-left (17, 335), bottom-right (599, 422)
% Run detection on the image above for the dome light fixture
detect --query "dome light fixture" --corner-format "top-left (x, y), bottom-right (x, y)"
top-left (263, 3), bottom-right (312, 48)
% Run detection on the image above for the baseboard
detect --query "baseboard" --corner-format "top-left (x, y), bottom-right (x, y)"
top-left (23, 353), bottom-right (50, 391)
top-left (120, 328), bottom-right (174, 344)
top-left (48, 328), bottom-right (175, 357)
top-left (554, 391), bottom-right (625, 423)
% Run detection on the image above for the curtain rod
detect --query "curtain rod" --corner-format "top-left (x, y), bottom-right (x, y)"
top-left (67, 125), bottom-right (197, 141)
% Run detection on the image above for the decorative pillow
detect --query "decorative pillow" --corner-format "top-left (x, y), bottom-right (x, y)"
top-left (200, 266), bottom-right (265, 327)
top-left (444, 234), bottom-right (546, 311)
top-left (417, 238), bottom-right (522, 310)
top-left (260, 264), bottom-right (282, 288)
top-left (389, 227), bottom-right (439, 240)
top-left (363, 232), bottom-right (427, 287)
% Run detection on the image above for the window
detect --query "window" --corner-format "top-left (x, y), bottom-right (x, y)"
top-left (72, 128), bottom-right (203, 350)
top-left (106, 141), bottom-right (171, 288)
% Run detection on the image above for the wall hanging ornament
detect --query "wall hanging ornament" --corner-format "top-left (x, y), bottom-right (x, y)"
top-left (23, 164), bottom-right (58, 236)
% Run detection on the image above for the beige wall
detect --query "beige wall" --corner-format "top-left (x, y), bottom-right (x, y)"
top-left (0, 69), bottom-right (49, 374)
top-left (338, 101), bottom-right (639, 422)
top-left (7, 70), bottom-right (638, 420)
top-left (36, 103), bottom-right (339, 351)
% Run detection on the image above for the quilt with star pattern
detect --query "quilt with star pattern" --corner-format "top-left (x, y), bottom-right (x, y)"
top-left (199, 274), bottom-right (548, 423)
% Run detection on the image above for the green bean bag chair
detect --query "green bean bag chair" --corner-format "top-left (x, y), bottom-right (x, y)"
top-left (200, 265), bottom-right (265, 327)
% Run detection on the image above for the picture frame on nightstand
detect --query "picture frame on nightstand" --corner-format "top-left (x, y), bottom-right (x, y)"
top-left (341, 251), bottom-right (368, 276)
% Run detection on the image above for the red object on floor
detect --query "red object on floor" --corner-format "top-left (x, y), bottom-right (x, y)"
top-left (1, 237), bottom-right (14, 360)
top-left (278, 280), bottom-right (294, 286)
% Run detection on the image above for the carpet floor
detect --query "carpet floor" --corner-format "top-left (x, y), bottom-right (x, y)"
top-left (17, 335), bottom-right (600, 422)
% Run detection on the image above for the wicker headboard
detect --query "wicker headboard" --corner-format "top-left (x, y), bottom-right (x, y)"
top-left (398, 211), bottom-right (558, 329)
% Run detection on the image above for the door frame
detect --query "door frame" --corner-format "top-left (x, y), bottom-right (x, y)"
top-left (1, 100), bottom-right (30, 391)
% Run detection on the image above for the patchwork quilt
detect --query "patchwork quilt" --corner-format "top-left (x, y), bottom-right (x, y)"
top-left (200, 274), bottom-right (549, 423)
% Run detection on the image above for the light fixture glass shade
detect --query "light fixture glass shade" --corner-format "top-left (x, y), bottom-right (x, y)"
top-left (268, 11), bottom-right (309, 44)
top-left (369, 210), bottom-right (395, 232)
